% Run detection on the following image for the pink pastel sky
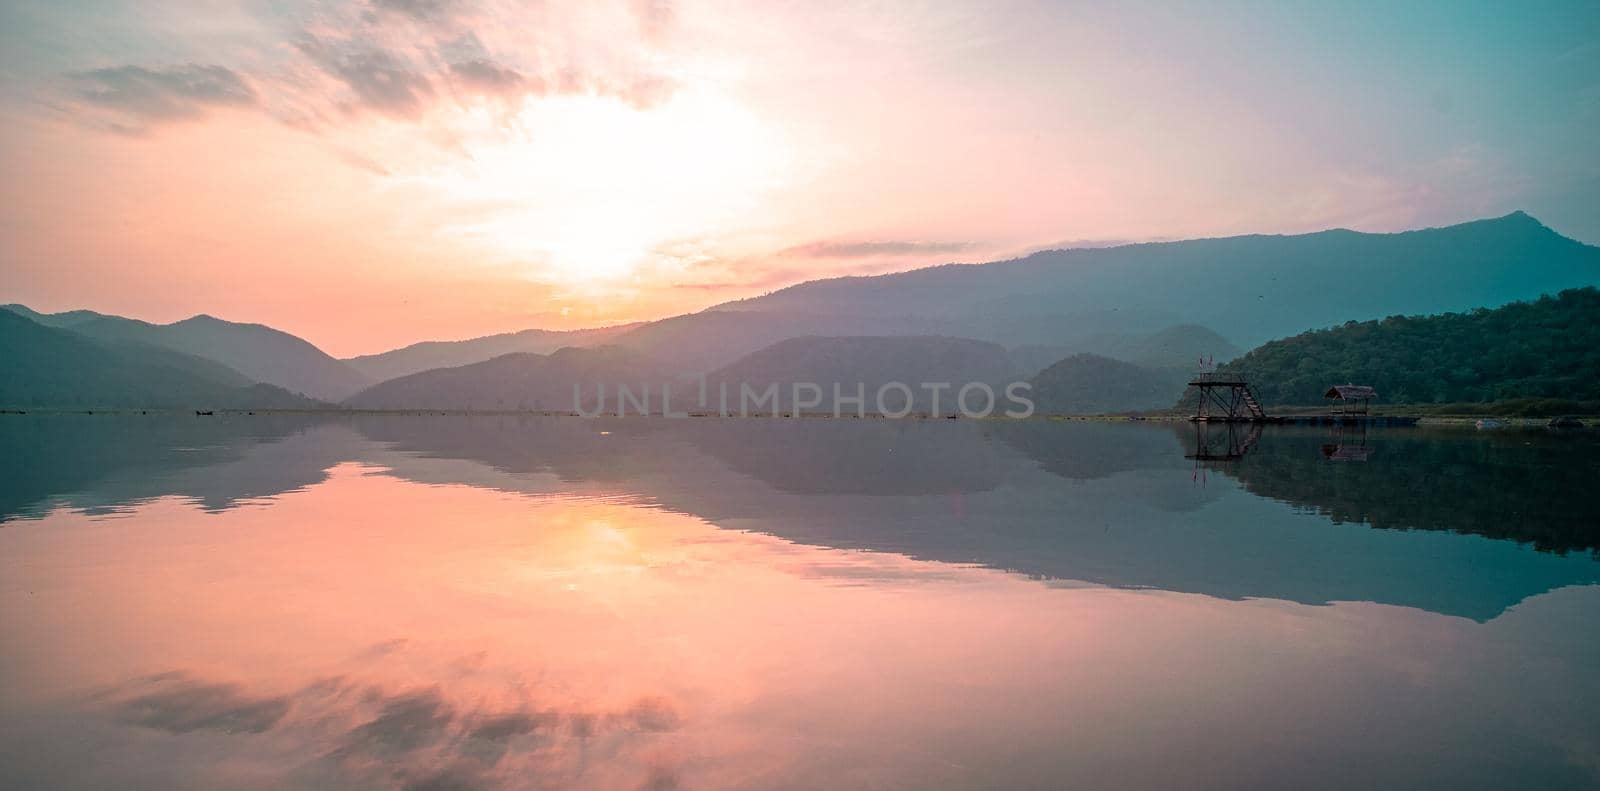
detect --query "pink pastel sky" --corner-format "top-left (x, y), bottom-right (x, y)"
top-left (2, 0), bottom-right (1596, 356)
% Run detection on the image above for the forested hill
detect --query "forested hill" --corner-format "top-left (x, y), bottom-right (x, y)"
top-left (1216, 287), bottom-right (1600, 406)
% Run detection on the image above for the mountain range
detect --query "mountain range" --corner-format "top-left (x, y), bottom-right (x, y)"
top-left (701, 335), bottom-right (1025, 414)
top-left (0, 310), bottom-right (318, 410)
top-left (5, 211), bottom-right (1597, 412)
top-left (342, 323), bottom-right (640, 382)
top-left (4, 304), bottom-right (369, 401)
top-left (701, 211), bottom-right (1595, 351)
top-left (344, 346), bottom-right (670, 412)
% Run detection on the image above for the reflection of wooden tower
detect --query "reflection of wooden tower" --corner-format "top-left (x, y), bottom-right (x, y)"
top-left (1186, 421), bottom-right (1262, 462)
top-left (1189, 371), bottom-right (1267, 422)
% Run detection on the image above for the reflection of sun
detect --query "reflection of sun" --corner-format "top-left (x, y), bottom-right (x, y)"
top-left (417, 89), bottom-right (788, 284)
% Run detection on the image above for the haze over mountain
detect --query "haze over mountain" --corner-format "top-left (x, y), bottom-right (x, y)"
top-left (343, 323), bottom-right (641, 382)
top-left (9, 213), bottom-right (1597, 413)
top-left (0, 310), bottom-right (318, 410)
top-left (1010, 325), bottom-right (1242, 376)
top-left (344, 346), bottom-right (671, 412)
top-left (1030, 354), bottom-right (1189, 415)
top-left (704, 336), bottom-right (1026, 414)
top-left (610, 212), bottom-right (1598, 373)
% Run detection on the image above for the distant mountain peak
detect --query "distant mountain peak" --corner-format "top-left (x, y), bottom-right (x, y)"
top-left (1492, 209), bottom-right (1558, 233)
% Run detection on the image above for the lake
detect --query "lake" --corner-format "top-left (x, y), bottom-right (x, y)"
top-left (1, 415), bottom-right (1597, 789)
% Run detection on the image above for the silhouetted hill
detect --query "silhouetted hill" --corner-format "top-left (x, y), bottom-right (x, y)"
top-left (612, 309), bottom-right (953, 373)
top-left (343, 345), bottom-right (672, 411)
top-left (0, 310), bottom-right (320, 409)
top-left (1214, 287), bottom-right (1600, 406)
top-left (1, 304), bottom-right (114, 329)
top-left (1010, 324), bottom-right (1241, 375)
top-left (72, 314), bottom-right (370, 400)
top-left (704, 335), bottom-right (1024, 414)
top-left (343, 323), bottom-right (642, 381)
top-left (613, 212), bottom-right (1597, 372)
top-left (1029, 353), bottom-right (1186, 415)
top-left (4, 305), bottom-right (371, 400)
top-left (1114, 324), bottom-right (1242, 369)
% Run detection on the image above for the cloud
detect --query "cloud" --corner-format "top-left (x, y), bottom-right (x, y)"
top-left (67, 64), bottom-right (257, 129)
top-left (436, 32), bottom-right (672, 109)
top-left (297, 36), bottom-right (435, 119)
top-left (448, 58), bottom-right (531, 95)
top-left (55, 3), bottom-right (682, 139)
top-left (373, 0), bottom-right (468, 22)
top-left (439, 33), bottom-right (533, 98)
top-left (632, 0), bottom-right (675, 42)
top-left (783, 240), bottom-right (975, 259)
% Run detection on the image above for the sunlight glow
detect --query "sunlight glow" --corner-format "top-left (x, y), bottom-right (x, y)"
top-left (414, 89), bottom-right (790, 285)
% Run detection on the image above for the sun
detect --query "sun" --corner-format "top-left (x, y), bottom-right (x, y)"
top-left (415, 88), bottom-right (789, 285)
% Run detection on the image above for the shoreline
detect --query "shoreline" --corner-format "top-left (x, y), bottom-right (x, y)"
top-left (2, 408), bottom-right (1592, 428)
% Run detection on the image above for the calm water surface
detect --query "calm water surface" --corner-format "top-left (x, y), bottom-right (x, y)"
top-left (1, 416), bottom-right (1598, 789)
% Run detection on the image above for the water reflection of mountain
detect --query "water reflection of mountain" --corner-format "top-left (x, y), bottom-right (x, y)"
top-left (1186, 426), bottom-right (1600, 556)
top-left (356, 417), bottom-right (1597, 621)
top-left (0, 414), bottom-right (357, 519)
top-left (5, 415), bottom-right (1596, 621)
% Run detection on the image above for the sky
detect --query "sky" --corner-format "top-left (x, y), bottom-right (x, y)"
top-left (1, 0), bottom-right (1597, 357)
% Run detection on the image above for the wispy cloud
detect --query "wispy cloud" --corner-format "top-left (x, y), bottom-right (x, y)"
top-left (54, 1), bottom-right (681, 135)
top-left (783, 239), bottom-right (975, 259)
top-left (296, 35), bottom-right (434, 119)
top-left (66, 64), bottom-right (257, 132)
top-left (371, 0), bottom-right (468, 23)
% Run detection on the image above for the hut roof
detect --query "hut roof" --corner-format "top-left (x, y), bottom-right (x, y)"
top-left (1320, 444), bottom-right (1373, 461)
top-left (1324, 385), bottom-right (1377, 400)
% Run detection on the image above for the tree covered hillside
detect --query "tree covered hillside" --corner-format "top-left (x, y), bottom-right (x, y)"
top-left (1217, 287), bottom-right (1600, 406)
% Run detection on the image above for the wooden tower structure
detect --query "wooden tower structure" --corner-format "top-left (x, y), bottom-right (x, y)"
top-left (1188, 371), bottom-right (1267, 422)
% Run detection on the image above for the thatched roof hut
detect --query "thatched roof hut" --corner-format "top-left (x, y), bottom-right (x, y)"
top-left (1324, 384), bottom-right (1376, 415)
top-left (1324, 385), bottom-right (1377, 400)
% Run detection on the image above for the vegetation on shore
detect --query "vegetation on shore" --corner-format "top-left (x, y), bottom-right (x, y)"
top-left (1210, 287), bottom-right (1600, 408)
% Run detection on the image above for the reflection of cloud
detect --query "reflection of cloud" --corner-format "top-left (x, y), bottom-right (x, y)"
top-left (91, 667), bottom-right (684, 789)
top-left (66, 64), bottom-right (257, 131)
top-left (338, 689), bottom-right (455, 757)
top-left (106, 673), bottom-right (290, 734)
top-left (461, 712), bottom-right (547, 766)
top-left (621, 696), bottom-right (681, 732)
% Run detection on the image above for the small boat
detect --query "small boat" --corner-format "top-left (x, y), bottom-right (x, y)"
top-left (195, 410), bottom-right (215, 416)
top-left (1548, 416), bottom-right (1586, 429)
top-left (1475, 418), bottom-right (1504, 430)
